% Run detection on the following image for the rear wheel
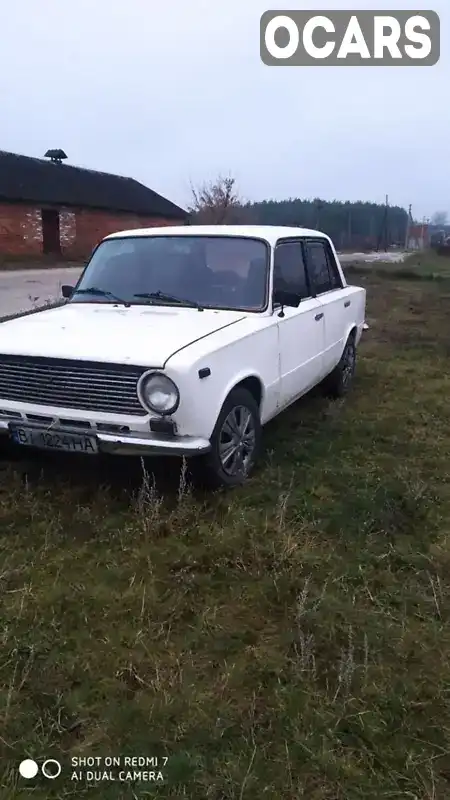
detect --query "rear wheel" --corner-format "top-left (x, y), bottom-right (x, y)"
top-left (193, 387), bottom-right (262, 489)
top-left (322, 333), bottom-right (357, 398)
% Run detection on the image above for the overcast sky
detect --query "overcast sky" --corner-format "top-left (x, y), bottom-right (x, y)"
top-left (1, 0), bottom-right (448, 219)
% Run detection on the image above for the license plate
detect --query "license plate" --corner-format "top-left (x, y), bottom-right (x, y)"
top-left (9, 426), bottom-right (98, 454)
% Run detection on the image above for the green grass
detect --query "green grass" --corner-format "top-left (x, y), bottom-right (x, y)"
top-left (2, 273), bottom-right (450, 798)
top-left (345, 250), bottom-right (450, 282)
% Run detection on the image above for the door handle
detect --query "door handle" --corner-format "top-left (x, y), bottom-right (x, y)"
top-left (344, 300), bottom-right (351, 307)
top-left (315, 313), bottom-right (324, 321)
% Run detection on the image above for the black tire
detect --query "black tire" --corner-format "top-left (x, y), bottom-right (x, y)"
top-left (322, 333), bottom-right (357, 399)
top-left (0, 435), bottom-right (19, 468)
top-left (0, 435), bottom-right (14, 456)
top-left (192, 387), bottom-right (262, 489)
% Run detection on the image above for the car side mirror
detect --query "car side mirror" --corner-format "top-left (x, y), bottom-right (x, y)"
top-left (61, 285), bottom-right (74, 299)
top-left (273, 288), bottom-right (301, 308)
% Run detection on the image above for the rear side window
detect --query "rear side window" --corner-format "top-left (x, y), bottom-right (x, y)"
top-left (305, 240), bottom-right (342, 294)
top-left (273, 241), bottom-right (310, 298)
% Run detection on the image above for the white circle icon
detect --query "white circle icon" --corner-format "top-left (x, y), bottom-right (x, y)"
top-left (41, 759), bottom-right (62, 779)
top-left (19, 759), bottom-right (39, 779)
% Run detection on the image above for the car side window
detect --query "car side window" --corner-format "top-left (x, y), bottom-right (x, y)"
top-left (273, 241), bottom-right (310, 299)
top-left (306, 240), bottom-right (342, 294)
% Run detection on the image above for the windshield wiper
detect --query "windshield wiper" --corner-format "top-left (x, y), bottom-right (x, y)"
top-left (133, 291), bottom-right (203, 311)
top-left (73, 287), bottom-right (131, 307)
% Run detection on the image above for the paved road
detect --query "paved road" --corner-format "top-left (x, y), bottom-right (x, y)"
top-left (339, 251), bottom-right (407, 264)
top-left (0, 266), bottom-right (83, 318)
top-left (0, 251), bottom-right (407, 318)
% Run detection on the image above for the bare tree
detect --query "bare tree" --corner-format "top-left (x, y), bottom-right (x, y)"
top-left (431, 210), bottom-right (448, 227)
top-left (189, 174), bottom-right (251, 224)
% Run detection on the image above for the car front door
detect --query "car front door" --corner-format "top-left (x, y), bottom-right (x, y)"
top-left (273, 239), bottom-right (325, 408)
top-left (304, 238), bottom-right (354, 375)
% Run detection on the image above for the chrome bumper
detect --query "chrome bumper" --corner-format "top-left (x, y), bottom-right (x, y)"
top-left (96, 431), bottom-right (211, 456)
top-left (0, 419), bottom-right (211, 457)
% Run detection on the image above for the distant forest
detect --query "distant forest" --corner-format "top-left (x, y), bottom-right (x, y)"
top-left (188, 179), bottom-right (410, 249)
top-left (242, 198), bottom-right (408, 250)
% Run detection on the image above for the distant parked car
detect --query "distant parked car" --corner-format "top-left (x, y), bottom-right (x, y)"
top-left (0, 225), bottom-right (367, 487)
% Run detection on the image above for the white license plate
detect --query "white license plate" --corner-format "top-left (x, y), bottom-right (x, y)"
top-left (10, 426), bottom-right (98, 454)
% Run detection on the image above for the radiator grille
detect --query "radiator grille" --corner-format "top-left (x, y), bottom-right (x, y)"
top-left (0, 355), bottom-right (148, 416)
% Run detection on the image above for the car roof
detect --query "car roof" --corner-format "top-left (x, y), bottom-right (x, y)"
top-left (103, 224), bottom-right (331, 246)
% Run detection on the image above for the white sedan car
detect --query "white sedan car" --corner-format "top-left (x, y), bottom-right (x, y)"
top-left (0, 225), bottom-right (366, 487)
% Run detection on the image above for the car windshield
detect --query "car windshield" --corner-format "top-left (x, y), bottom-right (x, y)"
top-left (71, 235), bottom-right (270, 311)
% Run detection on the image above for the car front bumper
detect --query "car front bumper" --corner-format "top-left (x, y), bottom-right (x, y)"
top-left (95, 430), bottom-right (211, 457)
top-left (0, 418), bottom-right (211, 457)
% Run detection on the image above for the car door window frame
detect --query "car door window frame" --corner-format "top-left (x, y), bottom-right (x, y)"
top-left (272, 237), bottom-right (313, 305)
top-left (303, 237), bottom-right (343, 297)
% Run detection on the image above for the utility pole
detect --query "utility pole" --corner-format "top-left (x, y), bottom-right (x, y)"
top-left (420, 216), bottom-right (428, 249)
top-left (384, 194), bottom-right (389, 252)
top-left (315, 200), bottom-right (324, 230)
top-left (404, 204), bottom-right (412, 250)
top-left (376, 195), bottom-right (390, 252)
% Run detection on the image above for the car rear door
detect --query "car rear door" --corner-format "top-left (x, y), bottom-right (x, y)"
top-left (303, 238), bottom-right (354, 375)
top-left (273, 239), bottom-right (325, 408)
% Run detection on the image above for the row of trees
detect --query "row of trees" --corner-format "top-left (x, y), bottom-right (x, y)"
top-left (248, 198), bottom-right (408, 249)
top-left (188, 175), bottom-right (441, 250)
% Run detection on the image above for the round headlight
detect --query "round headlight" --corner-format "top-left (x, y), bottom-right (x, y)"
top-left (138, 372), bottom-right (179, 415)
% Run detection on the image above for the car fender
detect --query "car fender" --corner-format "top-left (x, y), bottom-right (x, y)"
top-left (345, 322), bottom-right (359, 343)
top-left (213, 370), bottom-right (266, 425)
top-left (166, 320), bottom-right (280, 439)
top-left (180, 368), bottom-right (267, 442)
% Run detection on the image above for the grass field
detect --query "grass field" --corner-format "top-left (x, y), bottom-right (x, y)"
top-left (345, 250), bottom-right (450, 281)
top-left (1, 268), bottom-right (450, 798)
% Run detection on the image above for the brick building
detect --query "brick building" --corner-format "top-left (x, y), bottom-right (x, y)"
top-left (407, 223), bottom-right (430, 251)
top-left (0, 150), bottom-right (187, 258)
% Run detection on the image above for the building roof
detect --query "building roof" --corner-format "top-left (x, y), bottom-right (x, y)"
top-left (105, 224), bottom-right (332, 246)
top-left (0, 150), bottom-right (187, 219)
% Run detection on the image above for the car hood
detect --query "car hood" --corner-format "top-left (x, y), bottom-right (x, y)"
top-left (0, 303), bottom-right (246, 366)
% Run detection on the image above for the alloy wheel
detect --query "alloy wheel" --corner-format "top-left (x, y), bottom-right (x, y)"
top-left (218, 405), bottom-right (256, 477)
top-left (342, 341), bottom-right (356, 387)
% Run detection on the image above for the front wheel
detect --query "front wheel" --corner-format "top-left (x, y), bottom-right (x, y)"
top-left (193, 387), bottom-right (262, 489)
